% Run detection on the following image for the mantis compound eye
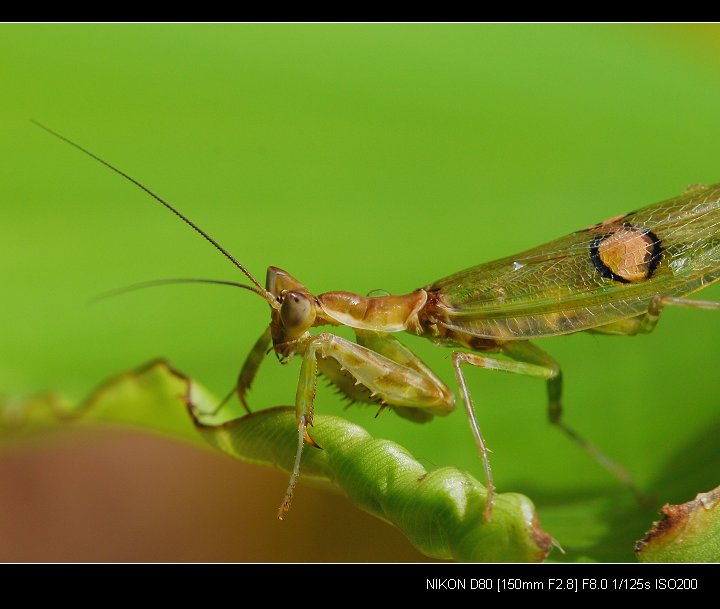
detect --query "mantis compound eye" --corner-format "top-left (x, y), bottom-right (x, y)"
top-left (280, 291), bottom-right (316, 334)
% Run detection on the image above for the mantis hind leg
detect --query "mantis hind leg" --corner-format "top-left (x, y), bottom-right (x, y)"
top-left (590, 295), bottom-right (720, 336)
top-left (639, 295), bottom-right (720, 333)
top-left (453, 341), bottom-right (640, 520)
top-left (503, 342), bottom-right (641, 501)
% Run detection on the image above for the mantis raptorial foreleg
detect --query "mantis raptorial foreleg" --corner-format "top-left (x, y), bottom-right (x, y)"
top-left (355, 330), bottom-right (455, 423)
top-left (235, 327), bottom-right (272, 412)
top-left (213, 326), bottom-right (271, 416)
top-left (453, 341), bottom-right (639, 520)
top-left (277, 331), bottom-right (454, 518)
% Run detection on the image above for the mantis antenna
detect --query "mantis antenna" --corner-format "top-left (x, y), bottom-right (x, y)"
top-left (31, 120), bottom-right (275, 305)
top-left (91, 277), bottom-right (268, 302)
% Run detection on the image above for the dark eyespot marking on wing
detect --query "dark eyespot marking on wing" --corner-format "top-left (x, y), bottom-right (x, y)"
top-left (590, 222), bottom-right (663, 283)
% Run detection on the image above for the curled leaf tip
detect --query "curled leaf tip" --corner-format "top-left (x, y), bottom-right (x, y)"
top-left (636, 485), bottom-right (720, 562)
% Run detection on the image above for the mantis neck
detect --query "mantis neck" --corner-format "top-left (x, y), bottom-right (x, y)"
top-left (315, 289), bottom-right (428, 333)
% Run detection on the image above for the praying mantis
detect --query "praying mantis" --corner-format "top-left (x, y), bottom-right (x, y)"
top-left (33, 122), bottom-right (720, 520)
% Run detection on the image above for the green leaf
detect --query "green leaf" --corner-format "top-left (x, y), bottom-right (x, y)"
top-left (0, 360), bottom-right (552, 563)
top-left (636, 486), bottom-right (720, 562)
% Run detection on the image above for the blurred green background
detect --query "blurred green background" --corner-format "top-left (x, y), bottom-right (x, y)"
top-left (1, 23), bottom-right (719, 562)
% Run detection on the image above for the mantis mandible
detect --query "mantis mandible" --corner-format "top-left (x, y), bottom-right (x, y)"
top-left (34, 122), bottom-right (720, 520)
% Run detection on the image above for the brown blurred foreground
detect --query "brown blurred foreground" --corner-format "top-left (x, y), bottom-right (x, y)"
top-left (0, 428), bottom-right (435, 562)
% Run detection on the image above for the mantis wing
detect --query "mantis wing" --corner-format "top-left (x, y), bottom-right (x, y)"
top-left (426, 184), bottom-right (720, 339)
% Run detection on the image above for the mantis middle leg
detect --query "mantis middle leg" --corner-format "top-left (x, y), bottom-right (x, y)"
top-left (453, 341), bottom-right (639, 520)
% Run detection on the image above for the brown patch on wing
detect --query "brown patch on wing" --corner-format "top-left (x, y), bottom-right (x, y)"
top-left (581, 212), bottom-right (632, 232)
top-left (590, 223), bottom-right (662, 283)
top-left (682, 182), bottom-right (708, 194)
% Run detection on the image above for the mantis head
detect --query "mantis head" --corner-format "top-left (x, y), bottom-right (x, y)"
top-left (266, 267), bottom-right (319, 350)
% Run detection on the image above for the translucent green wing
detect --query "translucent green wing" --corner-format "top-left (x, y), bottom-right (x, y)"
top-left (427, 184), bottom-right (720, 339)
